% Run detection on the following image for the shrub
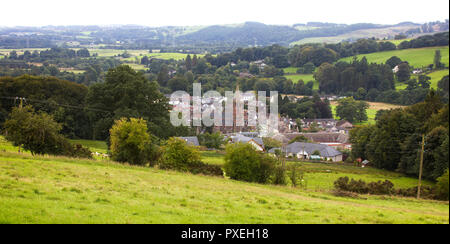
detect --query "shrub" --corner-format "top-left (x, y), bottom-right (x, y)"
top-left (367, 180), bottom-right (394, 195)
top-left (159, 137), bottom-right (201, 171)
top-left (395, 186), bottom-right (436, 200)
top-left (188, 161), bottom-right (223, 177)
top-left (347, 179), bottom-right (369, 194)
top-left (198, 132), bottom-right (224, 149)
top-left (4, 106), bottom-right (78, 157)
top-left (334, 176), bottom-right (351, 191)
top-left (288, 164), bottom-right (306, 188)
top-left (65, 144), bottom-right (93, 159)
top-left (109, 118), bottom-right (154, 165)
top-left (334, 177), bottom-right (394, 195)
top-left (436, 169), bottom-right (449, 200)
top-left (224, 143), bottom-right (276, 184)
top-left (272, 164), bottom-right (287, 185)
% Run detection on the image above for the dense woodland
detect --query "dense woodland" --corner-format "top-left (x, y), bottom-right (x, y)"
top-left (350, 91), bottom-right (449, 181)
top-left (0, 67), bottom-right (193, 141)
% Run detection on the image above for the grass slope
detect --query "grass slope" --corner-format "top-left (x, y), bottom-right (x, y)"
top-left (1, 136), bottom-right (447, 223)
top-left (0, 151), bottom-right (448, 224)
top-left (330, 101), bottom-right (405, 125)
top-left (339, 46), bottom-right (449, 68)
top-left (395, 69), bottom-right (449, 90)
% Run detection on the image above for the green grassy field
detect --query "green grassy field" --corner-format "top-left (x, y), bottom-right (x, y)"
top-left (283, 74), bottom-right (320, 90)
top-left (69, 139), bottom-right (108, 154)
top-left (395, 69), bottom-right (449, 90)
top-left (330, 101), bottom-right (405, 125)
top-left (201, 151), bottom-right (226, 166)
top-left (0, 149), bottom-right (447, 224)
top-left (339, 46), bottom-right (450, 68)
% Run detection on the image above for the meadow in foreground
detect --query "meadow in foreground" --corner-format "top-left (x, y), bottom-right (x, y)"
top-left (0, 137), bottom-right (448, 224)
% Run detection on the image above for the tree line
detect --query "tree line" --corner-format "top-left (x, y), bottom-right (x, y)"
top-left (350, 91), bottom-right (448, 181)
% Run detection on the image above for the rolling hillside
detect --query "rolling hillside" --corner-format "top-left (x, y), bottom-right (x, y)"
top-left (291, 24), bottom-right (420, 45)
top-left (0, 136), bottom-right (448, 224)
top-left (282, 46), bottom-right (449, 91)
top-left (339, 46), bottom-right (449, 68)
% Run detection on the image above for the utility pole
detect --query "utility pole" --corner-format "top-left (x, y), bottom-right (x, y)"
top-left (16, 97), bottom-right (25, 153)
top-left (417, 134), bottom-right (425, 199)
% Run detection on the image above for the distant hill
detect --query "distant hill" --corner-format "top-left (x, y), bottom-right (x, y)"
top-left (0, 20), bottom-right (448, 52)
top-left (177, 22), bottom-right (396, 47)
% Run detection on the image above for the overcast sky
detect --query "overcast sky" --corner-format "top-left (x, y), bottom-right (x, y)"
top-left (1, 0), bottom-right (449, 27)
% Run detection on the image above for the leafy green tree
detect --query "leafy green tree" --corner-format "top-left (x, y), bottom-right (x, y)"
top-left (159, 137), bottom-right (201, 171)
top-left (418, 75), bottom-right (431, 89)
top-left (438, 75), bottom-right (449, 93)
top-left (406, 79), bottom-right (418, 90)
top-left (436, 169), bottom-right (449, 200)
top-left (336, 97), bottom-right (369, 123)
top-left (262, 137), bottom-right (282, 151)
top-left (434, 50), bottom-right (442, 69)
top-left (0, 75), bottom-right (90, 139)
top-left (198, 132), bottom-right (225, 149)
top-left (157, 65), bottom-right (170, 86)
top-left (192, 55), bottom-right (198, 67)
top-left (396, 63), bottom-right (411, 82)
top-left (86, 65), bottom-right (172, 140)
top-left (185, 55), bottom-right (192, 70)
top-left (302, 62), bottom-right (315, 74)
top-left (109, 118), bottom-right (154, 165)
top-left (141, 56), bottom-right (149, 65)
top-left (349, 125), bottom-right (375, 160)
top-left (368, 109), bottom-right (419, 170)
top-left (4, 106), bottom-right (69, 155)
top-left (386, 56), bottom-right (402, 69)
top-left (355, 87), bottom-right (367, 100)
top-left (224, 143), bottom-right (276, 184)
top-left (76, 48), bottom-right (90, 58)
top-left (168, 75), bottom-right (189, 92)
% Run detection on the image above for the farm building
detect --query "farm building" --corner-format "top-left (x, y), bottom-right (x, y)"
top-left (283, 132), bottom-right (351, 150)
top-left (282, 142), bottom-right (343, 162)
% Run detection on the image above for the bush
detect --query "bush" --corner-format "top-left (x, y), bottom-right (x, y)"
top-left (109, 118), bottom-right (154, 165)
top-left (4, 106), bottom-right (77, 156)
top-left (395, 186), bottom-right (436, 200)
top-left (188, 161), bottom-right (223, 177)
top-left (198, 132), bottom-right (224, 149)
top-left (288, 164), bottom-right (306, 188)
top-left (367, 180), bottom-right (394, 195)
top-left (224, 143), bottom-right (276, 184)
top-left (159, 137), bottom-right (201, 171)
top-left (272, 164), bottom-right (287, 185)
top-left (65, 144), bottom-right (93, 159)
top-left (334, 177), bottom-right (394, 195)
top-left (436, 169), bottom-right (449, 200)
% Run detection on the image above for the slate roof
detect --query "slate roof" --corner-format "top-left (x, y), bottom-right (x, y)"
top-left (283, 133), bottom-right (349, 144)
top-left (286, 142), bottom-right (342, 157)
top-left (179, 137), bottom-right (200, 146)
top-left (231, 134), bottom-right (265, 149)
